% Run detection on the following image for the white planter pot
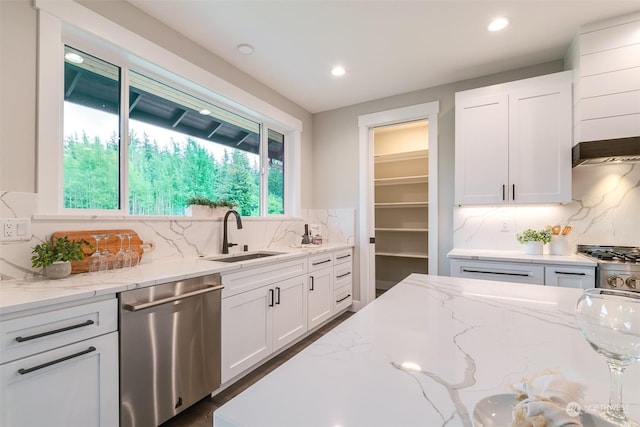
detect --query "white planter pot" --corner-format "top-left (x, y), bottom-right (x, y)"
top-left (524, 241), bottom-right (543, 255)
top-left (44, 261), bottom-right (72, 279)
top-left (549, 235), bottom-right (572, 255)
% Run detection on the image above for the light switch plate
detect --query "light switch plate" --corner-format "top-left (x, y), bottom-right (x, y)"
top-left (1, 218), bottom-right (31, 242)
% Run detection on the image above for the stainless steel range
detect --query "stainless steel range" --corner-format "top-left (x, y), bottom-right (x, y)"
top-left (577, 245), bottom-right (640, 291)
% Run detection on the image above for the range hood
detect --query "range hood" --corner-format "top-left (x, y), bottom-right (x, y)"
top-left (572, 136), bottom-right (640, 167)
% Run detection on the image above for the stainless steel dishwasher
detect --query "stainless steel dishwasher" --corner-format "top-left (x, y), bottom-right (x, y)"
top-left (119, 273), bottom-right (223, 427)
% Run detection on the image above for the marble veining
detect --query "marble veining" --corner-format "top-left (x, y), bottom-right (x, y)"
top-left (0, 191), bottom-right (354, 280)
top-left (454, 163), bottom-right (640, 251)
top-left (214, 274), bottom-right (640, 427)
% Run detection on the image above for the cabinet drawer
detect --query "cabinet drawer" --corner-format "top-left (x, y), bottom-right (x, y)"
top-left (334, 287), bottom-right (352, 312)
top-left (545, 265), bottom-right (595, 289)
top-left (334, 263), bottom-right (352, 289)
top-left (308, 252), bottom-right (333, 273)
top-left (333, 249), bottom-right (353, 266)
top-left (0, 298), bottom-right (117, 364)
top-left (222, 257), bottom-right (308, 298)
top-left (450, 259), bottom-right (544, 285)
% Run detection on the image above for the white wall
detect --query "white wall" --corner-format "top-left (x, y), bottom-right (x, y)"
top-left (312, 61), bottom-right (565, 275)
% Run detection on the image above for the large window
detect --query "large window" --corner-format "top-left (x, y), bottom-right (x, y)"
top-left (62, 45), bottom-right (286, 217)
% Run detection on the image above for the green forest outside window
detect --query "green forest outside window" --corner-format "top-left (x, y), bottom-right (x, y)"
top-left (63, 45), bottom-right (285, 216)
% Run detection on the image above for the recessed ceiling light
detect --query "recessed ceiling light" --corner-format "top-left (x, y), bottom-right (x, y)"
top-left (487, 17), bottom-right (509, 32)
top-left (199, 109), bottom-right (211, 115)
top-left (65, 52), bottom-right (84, 64)
top-left (331, 65), bottom-right (346, 77)
top-left (237, 43), bottom-right (254, 55)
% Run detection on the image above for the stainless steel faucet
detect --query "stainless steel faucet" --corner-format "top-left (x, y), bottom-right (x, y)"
top-left (222, 209), bottom-right (243, 254)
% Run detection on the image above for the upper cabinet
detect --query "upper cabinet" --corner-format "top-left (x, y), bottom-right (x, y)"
top-left (455, 71), bottom-right (572, 205)
top-left (566, 12), bottom-right (640, 143)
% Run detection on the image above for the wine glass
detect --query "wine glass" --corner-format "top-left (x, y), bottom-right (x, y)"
top-left (100, 234), bottom-right (116, 270)
top-left (88, 234), bottom-right (106, 273)
top-left (114, 234), bottom-right (131, 269)
top-left (125, 233), bottom-right (140, 268)
top-left (576, 288), bottom-right (640, 426)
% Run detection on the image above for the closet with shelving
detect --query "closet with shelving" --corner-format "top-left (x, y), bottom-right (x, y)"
top-left (374, 121), bottom-right (429, 292)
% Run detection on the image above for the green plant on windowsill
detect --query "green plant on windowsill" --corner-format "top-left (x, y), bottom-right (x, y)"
top-left (31, 236), bottom-right (92, 268)
top-left (185, 197), bottom-right (238, 209)
top-left (516, 228), bottom-right (552, 244)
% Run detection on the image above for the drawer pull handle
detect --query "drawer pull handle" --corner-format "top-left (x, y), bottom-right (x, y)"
top-left (312, 259), bottom-right (331, 266)
top-left (15, 320), bottom-right (95, 342)
top-left (310, 276), bottom-right (315, 291)
top-left (462, 269), bottom-right (530, 277)
top-left (337, 272), bottom-right (351, 279)
top-left (336, 254), bottom-right (351, 260)
top-left (555, 271), bottom-right (586, 276)
top-left (18, 346), bottom-right (96, 375)
top-left (336, 294), bottom-right (351, 303)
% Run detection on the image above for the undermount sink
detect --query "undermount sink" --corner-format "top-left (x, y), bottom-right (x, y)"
top-left (205, 251), bottom-right (284, 263)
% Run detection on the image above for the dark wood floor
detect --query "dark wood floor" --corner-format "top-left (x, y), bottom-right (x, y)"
top-left (160, 311), bottom-right (354, 427)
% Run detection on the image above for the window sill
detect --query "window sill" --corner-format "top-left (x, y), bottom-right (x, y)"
top-left (32, 214), bottom-right (302, 222)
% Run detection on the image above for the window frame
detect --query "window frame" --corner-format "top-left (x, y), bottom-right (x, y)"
top-left (35, 1), bottom-right (301, 218)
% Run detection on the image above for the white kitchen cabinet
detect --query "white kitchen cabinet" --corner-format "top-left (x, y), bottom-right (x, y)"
top-left (450, 259), bottom-right (545, 285)
top-left (455, 71), bottom-right (572, 205)
top-left (450, 258), bottom-right (595, 288)
top-left (221, 258), bottom-right (309, 383)
top-left (307, 264), bottom-right (333, 331)
top-left (0, 298), bottom-right (118, 427)
top-left (272, 275), bottom-right (308, 352)
top-left (545, 265), bottom-right (595, 289)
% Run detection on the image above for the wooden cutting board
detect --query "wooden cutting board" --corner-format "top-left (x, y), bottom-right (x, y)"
top-left (50, 229), bottom-right (143, 273)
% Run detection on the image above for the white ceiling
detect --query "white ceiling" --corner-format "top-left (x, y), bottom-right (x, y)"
top-left (127, 1), bottom-right (639, 113)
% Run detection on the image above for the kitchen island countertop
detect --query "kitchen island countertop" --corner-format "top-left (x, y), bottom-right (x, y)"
top-left (213, 274), bottom-right (639, 427)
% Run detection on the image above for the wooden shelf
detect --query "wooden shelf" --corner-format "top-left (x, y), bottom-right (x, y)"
top-left (375, 228), bottom-right (428, 232)
top-left (374, 149), bottom-right (429, 163)
top-left (375, 252), bottom-right (429, 259)
top-left (374, 202), bottom-right (428, 208)
top-left (374, 175), bottom-right (428, 186)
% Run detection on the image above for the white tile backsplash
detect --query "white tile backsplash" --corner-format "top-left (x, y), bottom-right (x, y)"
top-left (454, 163), bottom-right (640, 251)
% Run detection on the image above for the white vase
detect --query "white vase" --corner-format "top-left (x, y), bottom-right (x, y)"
top-left (549, 235), bottom-right (572, 255)
top-left (524, 241), bottom-right (543, 255)
top-left (44, 261), bottom-right (72, 279)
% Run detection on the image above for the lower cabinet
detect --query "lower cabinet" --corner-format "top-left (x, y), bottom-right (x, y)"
top-left (307, 267), bottom-right (333, 330)
top-left (221, 248), bottom-right (353, 384)
top-left (450, 258), bottom-right (595, 288)
top-left (221, 274), bottom-right (308, 383)
top-left (545, 265), bottom-right (596, 289)
top-left (0, 297), bottom-right (119, 427)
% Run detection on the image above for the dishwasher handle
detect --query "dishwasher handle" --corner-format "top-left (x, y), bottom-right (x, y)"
top-left (124, 284), bottom-right (224, 312)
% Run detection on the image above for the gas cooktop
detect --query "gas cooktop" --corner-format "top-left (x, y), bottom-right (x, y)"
top-left (577, 245), bottom-right (640, 264)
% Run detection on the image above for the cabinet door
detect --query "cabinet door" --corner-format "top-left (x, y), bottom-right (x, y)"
top-left (308, 268), bottom-right (333, 330)
top-left (545, 266), bottom-right (595, 289)
top-left (272, 275), bottom-right (308, 352)
top-left (0, 332), bottom-right (118, 427)
top-left (221, 287), bottom-right (272, 383)
top-left (455, 93), bottom-right (509, 205)
top-left (508, 78), bottom-right (572, 203)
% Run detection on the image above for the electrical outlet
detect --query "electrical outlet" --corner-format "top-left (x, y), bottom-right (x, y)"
top-left (4, 222), bottom-right (15, 237)
top-left (1, 218), bottom-right (31, 242)
top-left (500, 219), bottom-right (511, 232)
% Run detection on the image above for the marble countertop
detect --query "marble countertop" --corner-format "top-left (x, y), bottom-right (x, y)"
top-left (214, 274), bottom-right (639, 427)
top-left (0, 244), bottom-right (352, 316)
top-left (447, 248), bottom-right (597, 267)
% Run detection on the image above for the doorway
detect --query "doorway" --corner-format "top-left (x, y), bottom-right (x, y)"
top-left (373, 121), bottom-right (429, 296)
top-left (357, 102), bottom-right (439, 308)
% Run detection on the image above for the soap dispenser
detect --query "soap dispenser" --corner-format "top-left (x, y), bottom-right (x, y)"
top-left (301, 224), bottom-right (312, 244)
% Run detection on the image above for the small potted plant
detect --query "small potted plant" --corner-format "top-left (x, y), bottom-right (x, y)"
top-left (185, 197), bottom-right (238, 218)
top-left (516, 228), bottom-right (552, 255)
top-left (31, 236), bottom-right (92, 279)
